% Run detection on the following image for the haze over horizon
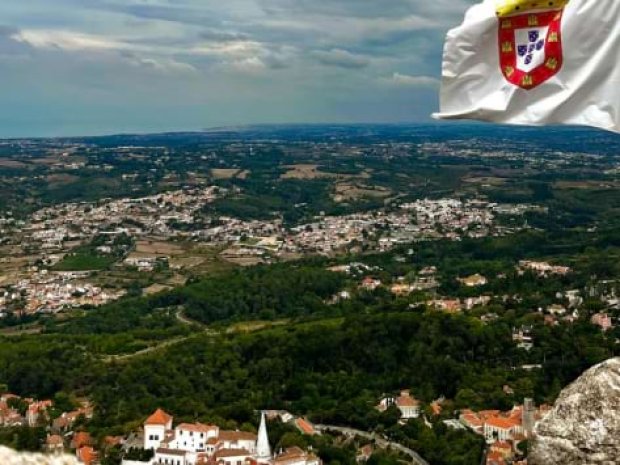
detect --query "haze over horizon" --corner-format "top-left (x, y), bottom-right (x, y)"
top-left (0, 0), bottom-right (476, 138)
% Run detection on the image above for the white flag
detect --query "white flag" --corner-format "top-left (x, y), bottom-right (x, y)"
top-left (433, 0), bottom-right (620, 133)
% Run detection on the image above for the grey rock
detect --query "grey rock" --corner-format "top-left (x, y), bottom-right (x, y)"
top-left (529, 358), bottom-right (620, 465)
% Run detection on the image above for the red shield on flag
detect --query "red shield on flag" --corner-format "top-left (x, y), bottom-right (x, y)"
top-left (498, 10), bottom-right (564, 90)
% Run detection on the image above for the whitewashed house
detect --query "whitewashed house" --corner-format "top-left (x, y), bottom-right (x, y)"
top-left (376, 390), bottom-right (421, 420)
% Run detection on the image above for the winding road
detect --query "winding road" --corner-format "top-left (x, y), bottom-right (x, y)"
top-left (104, 308), bottom-right (291, 362)
top-left (103, 308), bottom-right (212, 362)
top-left (104, 335), bottom-right (192, 362)
top-left (315, 424), bottom-right (430, 465)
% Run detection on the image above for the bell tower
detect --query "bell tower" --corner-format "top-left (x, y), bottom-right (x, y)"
top-left (256, 411), bottom-right (272, 460)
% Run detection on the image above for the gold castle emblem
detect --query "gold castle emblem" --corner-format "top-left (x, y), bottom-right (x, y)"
top-left (495, 0), bottom-right (570, 17)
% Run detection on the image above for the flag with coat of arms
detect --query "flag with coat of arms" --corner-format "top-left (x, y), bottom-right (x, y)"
top-left (433, 0), bottom-right (619, 133)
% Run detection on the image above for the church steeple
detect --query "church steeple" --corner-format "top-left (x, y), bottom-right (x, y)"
top-left (256, 411), bottom-right (272, 460)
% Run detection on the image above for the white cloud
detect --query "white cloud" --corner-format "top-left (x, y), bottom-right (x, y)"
top-left (10, 28), bottom-right (283, 76)
top-left (189, 40), bottom-right (267, 58)
top-left (388, 72), bottom-right (439, 88)
top-left (311, 49), bottom-right (369, 69)
top-left (223, 56), bottom-right (268, 73)
top-left (11, 27), bottom-right (281, 65)
top-left (12, 29), bottom-right (126, 52)
top-left (124, 55), bottom-right (197, 74)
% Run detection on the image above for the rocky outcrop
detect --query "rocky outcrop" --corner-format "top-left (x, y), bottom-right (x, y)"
top-left (529, 358), bottom-right (620, 465)
top-left (0, 447), bottom-right (78, 465)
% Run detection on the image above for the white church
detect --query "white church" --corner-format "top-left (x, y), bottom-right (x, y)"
top-left (122, 408), bottom-right (321, 465)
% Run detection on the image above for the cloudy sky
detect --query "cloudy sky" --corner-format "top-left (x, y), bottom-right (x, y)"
top-left (0, 0), bottom-right (475, 137)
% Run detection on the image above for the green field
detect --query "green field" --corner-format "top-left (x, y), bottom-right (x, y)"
top-left (54, 252), bottom-right (117, 271)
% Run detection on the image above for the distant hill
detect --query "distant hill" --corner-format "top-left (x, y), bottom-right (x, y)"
top-left (62, 123), bottom-right (620, 152)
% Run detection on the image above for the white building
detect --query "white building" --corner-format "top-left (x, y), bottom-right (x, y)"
top-left (154, 448), bottom-right (187, 465)
top-left (483, 417), bottom-right (523, 443)
top-left (130, 410), bottom-right (320, 465)
top-left (144, 409), bottom-right (173, 450)
top-left (376, 390), bottom-right (420, 420)
top-left (174, 423), bottom-right (219, 452)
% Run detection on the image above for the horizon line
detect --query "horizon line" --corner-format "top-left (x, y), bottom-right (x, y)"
top-left (0, 121), bottom-right (606, 141)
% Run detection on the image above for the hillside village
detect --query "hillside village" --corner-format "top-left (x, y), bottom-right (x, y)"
top-left (123, 410), bottom-right (320, 465)
top-left (0, 388), bottom-right (553, 465)
top-left (0, 189), bottom-right (543, 319)
top-left (329, 259), bottom-right (617, 334)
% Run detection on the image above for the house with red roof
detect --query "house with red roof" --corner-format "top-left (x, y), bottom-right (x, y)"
top-left (46, 434), bottom-right (65, 454)
top-left (72, 431), bottom-right (93, 450)
top-left (460, 399), bottom-right (550, 446)
top-left (489, 440), bottom-right (513, 460)
top-left (213, 447), bottom-right (253, 465)
top-left (53, 405), bottom-right (93, 433)
top-left (26, 399), bottom-right (53, 427)
top-left (273, 446), bottom-right (320, 465)
top-left (485, 450), bottom-right (506, 465)
top-left (484, 415), bottom-right (522, 442)
top-left (459, 412), bottom-right (484, 434)
top-left (376, 390), bottom-right (421, 420)
top-left (77, 445), bottom-right (99, 465)
top-left (294, 418), bottom-right (317, 436)
top-left (144, 408), bottom-right (174, 450)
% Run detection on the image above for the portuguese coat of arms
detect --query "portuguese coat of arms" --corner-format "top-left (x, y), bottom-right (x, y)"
top-left (496, 0), bottom-right (570, 89)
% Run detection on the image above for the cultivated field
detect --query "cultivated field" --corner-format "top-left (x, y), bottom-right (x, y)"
top-left (280, 164), bottom-right (336, 180)
top-left (0, 159), bottom-right (28, 168)
top-left (132, 240), bottom-right (185, 257)
top-left (210, 168), bottom-right (251, 180)
top-left (332, 183), bottom-right (391, 202)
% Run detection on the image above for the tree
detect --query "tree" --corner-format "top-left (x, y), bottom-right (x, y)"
top-left (278, 432), bottom-right (308, 450)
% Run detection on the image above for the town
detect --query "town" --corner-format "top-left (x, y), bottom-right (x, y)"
top-left (0, 186), bottom-right (543, 318)
top-left (1, 127), bottom-right (620, 465)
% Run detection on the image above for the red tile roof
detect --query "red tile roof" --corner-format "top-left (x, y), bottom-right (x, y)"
top-left (275, 447), bottom-right (305, 462)
top-left (145, 408), bottom-right (173, 426)
top-left (486, 451), bottom-right (506, 465)
top-left (275, 447), bottom-right (318, 465)
top-left (72, 432), bottom-right (92, 449)
top-left (215, 448), bottom-right (251, 458)
top-left (461, 414), bottom-right (483, 428)
top-left (177, 422), bottom-right (217, 433)
top-left (219, 430), bottom-right (257, 442)
top-left (77, 446), bottom-right (98, 465)
top-left (485, 416), bottom-right (519, 430)
top-left (479, 410), bottom-right (501, 420)
top-left (295, 418), bottom-right (316, 435)
top-left (396, 395), bottom-right (420, 407)
top-left (157, 447), bottom-right (187, 457)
